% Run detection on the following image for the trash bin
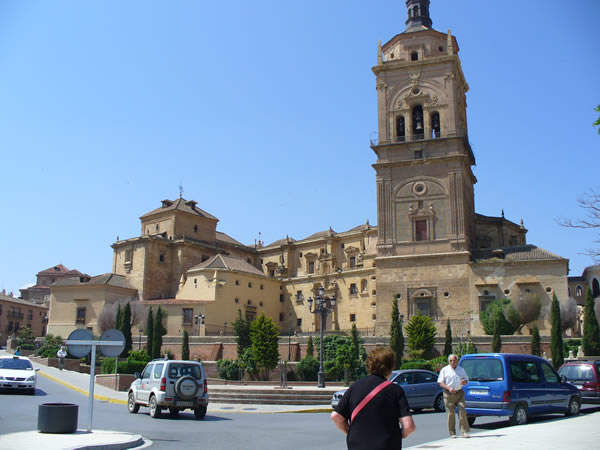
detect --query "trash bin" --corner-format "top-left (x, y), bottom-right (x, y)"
top-left (38, 403), bottom-right (78, 433)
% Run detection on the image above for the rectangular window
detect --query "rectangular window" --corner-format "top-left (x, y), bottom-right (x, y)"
top-left (279, 294), bottom-right (284, 302)
top-left (297, 318), bottom-right (302, 327)
top-left (415, 220), bottom-right (427, 241)
top-left (415, 299), bottom-right (430, 316)
top-left (350, 283), bottom-right (358, 295)
top-left (7, 321), bottom-right (13, 332)
top-left (349, 256), bottom-right (356, 268)
top-left (0, 304), bottom-right (2, 315)
top-left (479, 296), bottom-right (495, 312)
top-left (28, 310), bottom-right (33, 320)
top-left (269, 270), bottom-right (275, 277)
top-left (510, 361), bottom-right (541, 383)
top-left (414, 150), bottom-right (423, 159)
top-left (124, 249), bottom-right (132, 263)
top-left (76, 307), bottom-right (86, 324)
top-left (235, 280), bottom-right (240, 286)
top-left (279, 313), bottom-right (284, 322)
top-left (159, 252), bottom-right (165, 262)
top-left (308, 261), bottom-right (315, 274)
top-left (296, 291), bottom-right (303, 301)
top-left (349, 314), bottom-right (356, 322)
top-left (260, 284), bottom-right (264, 290)
top-left (182, 308), bottom-right (193, 325)
top-left (248, 282), bottom-right (252, 288)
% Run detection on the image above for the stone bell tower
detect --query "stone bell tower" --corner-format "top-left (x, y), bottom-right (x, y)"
top-left (372, 1), bottom-right (477, 333)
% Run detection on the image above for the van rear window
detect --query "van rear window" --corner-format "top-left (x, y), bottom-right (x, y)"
top-left (461, 358), bottom-right (504, 381)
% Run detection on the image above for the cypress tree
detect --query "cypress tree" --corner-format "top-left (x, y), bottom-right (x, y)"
top-left (444, 319), bottom-right (453, 357)
top-left (583, 287), bottom-right (600, 356)
top-left (146, 308), bottom-right (154, 357)
top-left (550, 293), bottom-right (564, 368)
top-left (120, 303), bottom-right (132, 357)
top-left (306, 335), bottom-right (314, 357)
top-left (232, 309), bottom-right (252, 358)
top-left (152, 307), bottom-right (166, 359)
top-left (182, 329), bottom-right (190, 360)
top-left (389, 295), bottom-right (404, 369)
top-left (492, 317), bottom-right (502, 353)
top-left (115, 304), bottom-right (123, 330)
top-left (531, 324), bottom-right (541, 356)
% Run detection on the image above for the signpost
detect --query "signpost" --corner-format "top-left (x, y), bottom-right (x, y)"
top-left (66, 328), bottom-right (125, 432)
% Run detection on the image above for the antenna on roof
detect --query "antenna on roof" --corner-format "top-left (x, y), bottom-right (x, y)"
top-left (179, 184), bottom-right (184, 199)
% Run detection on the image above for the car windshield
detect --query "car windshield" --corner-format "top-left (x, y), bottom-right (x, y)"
top-left (559, 365), bottom-right (594, 381)
top-left (167, 363), bottom-right (202, 379)
top-left (0, 359), bottom-right (33, 370)
top-left (461, 358), bottom-right (504, 381)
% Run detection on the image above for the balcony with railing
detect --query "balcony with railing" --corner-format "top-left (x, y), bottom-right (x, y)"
top-left (370, 128), bottom-right (468, 146)
top-left (7, 311), bottom-right (24, 319)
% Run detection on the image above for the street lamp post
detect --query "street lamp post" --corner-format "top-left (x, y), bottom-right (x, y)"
top-left (288, 325), bottom-right (293, 361)
top-left (307, 285), bottom-right (336, 388)
top-left (138, 329), bottom-right (142, 350)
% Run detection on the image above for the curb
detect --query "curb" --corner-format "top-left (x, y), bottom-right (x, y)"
top-left (38, 371), bottom-right (128, 405)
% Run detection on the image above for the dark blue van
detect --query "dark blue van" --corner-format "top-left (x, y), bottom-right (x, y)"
top-left (459, 353), bottom-right (581, 425)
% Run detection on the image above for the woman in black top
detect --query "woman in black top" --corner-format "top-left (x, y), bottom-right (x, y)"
top-left (331, 347), bottom-right (416, 449)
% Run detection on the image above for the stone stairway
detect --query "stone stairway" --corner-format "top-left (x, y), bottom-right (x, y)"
top-left (208, 387), bottom-right (337, 405)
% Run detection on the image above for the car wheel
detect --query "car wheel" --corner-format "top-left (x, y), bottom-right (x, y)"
top-left (468, 416), bottom-right (476, 426)
top-left (566, 396), bottom-right (580, 416)
top-left (149, 395), bottom-right (162, 419)
top-left (434, 393), bottom-right (445, 412)
top-left (194, 405), bottom-right (207, 420)
top-left (509, 404), bottom-right (527, 426)
top-left (169, 407), bottom-right (179, 416)
top-left (128, 392), bottom-right (140, 414)
top-left (28, 388), bottom-right (36, 396)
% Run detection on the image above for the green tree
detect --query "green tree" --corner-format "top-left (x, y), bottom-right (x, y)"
top-left (232, 309), bottom-right (252, 358)
top-left (120, 303), bottom-right (132, 357)
top-left (250, 313), bottom-right (280, 380)
top-left (491, 318), bottom-right (502, 353)
top-left (389, 295), bottom-right (404, 369)
top-left (505, 294), bottom-right (542, 334)
top-left (145, 307), bottom-right (154, 357)
top-left (152, 306), bottom-right (167, 359)
top-left (405, 312), bottom-right (437, 360)
top-left (583, 287), bottom-right (600, 356)
top-left (115, 304), bottom-right (123, 331)
top-left (306, 335), bottom-right (314, 357)
top-left (480, 298), bottom-right (517, 335)
top-left (550, 293), bottom-right (564, 368)
top-left (16, 327), bottom-right (36, 350)
top-left (531, 324), bottom-right (541, 356)
top-left (297, 355), bottom-right (319, 381)
top-left (444, 319), bottom-right (453, 357)
top-left (594, 104), bottom-right (600, 134)
top-left (182, 329), bottom-right (190, 360)
top-left (34, 334), bottom-right (64, 358)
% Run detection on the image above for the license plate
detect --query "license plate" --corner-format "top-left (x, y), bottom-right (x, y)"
top-left (470, 389), bottom-right (487, 395)
top-left (176, 401), bottom-right (193, 407)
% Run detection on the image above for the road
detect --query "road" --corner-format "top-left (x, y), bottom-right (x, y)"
top-left (1, 375), bottom-right (598, 449)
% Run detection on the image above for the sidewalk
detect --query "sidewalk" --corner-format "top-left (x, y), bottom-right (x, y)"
top-left (2, 350), bottom-right (598, 449)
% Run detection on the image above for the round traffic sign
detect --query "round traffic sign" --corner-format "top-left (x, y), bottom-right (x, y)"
top-left (99, 328), bottom-right (126, 357)
top-left (66, 328), bottom-right (93, 358)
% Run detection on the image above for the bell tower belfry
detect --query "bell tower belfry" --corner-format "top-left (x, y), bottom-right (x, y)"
top-left (371, 0), bottom-right (476, 258)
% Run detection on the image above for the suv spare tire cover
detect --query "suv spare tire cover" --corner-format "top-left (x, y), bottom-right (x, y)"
top-left (175, 376), bottom-right (198, 400)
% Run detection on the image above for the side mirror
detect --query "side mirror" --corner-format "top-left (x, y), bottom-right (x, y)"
top-left (135, 371), bottom-right (141, 379)
top-left (560, 374), bottom-right (567, 383)
top-left (35, 368), bottom-right (40, 372)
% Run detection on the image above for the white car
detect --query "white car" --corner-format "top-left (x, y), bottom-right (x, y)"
top-left (0, 355), bottom-right (39, 395)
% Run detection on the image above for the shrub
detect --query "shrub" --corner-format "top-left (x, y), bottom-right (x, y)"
top-left (35, 334), bottom-right (64, 358)
top-left (400, 360), bottom-right (433, 371)
top-left (429, 356), bottom-right (449, 373)
top-left (101, 358), bottom-right (147, 374)
top-left (297, 355), bottom-right (319, 381)
top-left (480, 298), bottom-right (517, 335)
top-left (454, 339), bottom-right (477, 358)
top-left (563, 338), bottom-right (581, 357)
top-left (216, 359), bottom-right (240, 380)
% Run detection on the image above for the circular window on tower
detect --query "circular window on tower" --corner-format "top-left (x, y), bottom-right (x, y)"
top-left (412, 88), bottom-right (420, 95)
top-left (413, 182), bottom-right (427, 196)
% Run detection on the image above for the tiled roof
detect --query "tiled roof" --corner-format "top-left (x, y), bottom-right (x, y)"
top-left (471, 245), bottom-right (565, 263)
top-left (52, 273), bottom-right (137, 290)
top-left (264, 236), bottom-right (296, 248)
top-left (304, 227), bottom-right (337, 240)
top-left (38, 264), bottom-right (70, 274)
top-left (189, 254), bottom-right (265, 277)
top-left (215, 231), bottom-right (245, 247)
top-left (140, 198), bottom-right (218, 221)
top-left (0, 294), bottom-right (48, 309)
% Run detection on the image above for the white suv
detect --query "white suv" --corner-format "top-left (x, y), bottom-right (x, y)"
top-left (127, 359), bottom-right (209, 419)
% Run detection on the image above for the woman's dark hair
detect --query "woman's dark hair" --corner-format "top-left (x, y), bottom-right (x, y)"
top-left (366, 346), bottom-right (395, 377)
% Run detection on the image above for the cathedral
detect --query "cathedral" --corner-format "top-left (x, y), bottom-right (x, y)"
top-left (47, 1), bottom-right (568, 340)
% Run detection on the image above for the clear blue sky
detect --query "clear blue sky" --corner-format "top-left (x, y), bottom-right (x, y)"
top-left (1, 1), bottom-right (599, 295)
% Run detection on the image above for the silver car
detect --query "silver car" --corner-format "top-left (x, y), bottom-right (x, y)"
top-left (331, 369), bottom-right (445, 412)
top-left (128, 358), bottom-right (209, 419)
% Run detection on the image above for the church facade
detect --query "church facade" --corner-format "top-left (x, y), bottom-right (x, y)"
top-left (48, 1), bottom-right (569, 340)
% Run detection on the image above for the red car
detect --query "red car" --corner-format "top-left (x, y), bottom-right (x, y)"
top-left (558, 360), bottom-right (600, 404)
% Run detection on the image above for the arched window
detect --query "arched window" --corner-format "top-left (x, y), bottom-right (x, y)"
top-left (576, 285), bottom-right (584, 297)
top-left (413, 5), bottom-right (419, 17)
top-left (361, 279), bottom-right (368, 293)
top-left (411, 51), bottom-right (419, 61)
top-left (593, 279), bottom-right (600, 297)
top-left (396, 115), bottom-right (405, 142)
top-left (431, 112), bottom-right (441, 138)
top-left (412, 105), bottom-right (424, 139)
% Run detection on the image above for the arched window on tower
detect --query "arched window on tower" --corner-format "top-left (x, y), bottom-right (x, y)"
top-left (593, 278), bottom-right (600, 297)
top-left (431, 112), bottom-right (441, 138)
top-left (412, 105), bottom-right (424, 140)
top-left (396, 115), bottom-right (405, 142)
top-left (413, 5), bottom-right (419, 17)
top-left (411, 51), bottom-right (419, 61)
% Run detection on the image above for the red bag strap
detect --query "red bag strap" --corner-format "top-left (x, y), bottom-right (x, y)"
top-left (350, 380), bottom-right (392, 424)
